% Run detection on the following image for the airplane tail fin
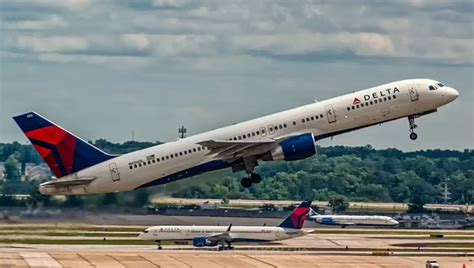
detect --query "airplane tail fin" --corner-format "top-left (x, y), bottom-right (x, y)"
top-left (13, 112), bottom-right (115, 178)
top-left (278, 201), bottom-right (312, 229)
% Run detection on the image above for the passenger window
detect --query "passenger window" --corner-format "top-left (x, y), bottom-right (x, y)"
top-left (238, 136), bottom-right (242, 140)
top-left (361, 103), bottom-right (364, 107)
top-left (393, 95), bottom-right (397, 99)
top-left (198, 147), bottom-right (201, 151)
top-left (166, 156), bottom-right (169, 159)
top-left (293, 121), bottom-right (296, 125)
top-left (170, 155), bottom-right (174, 159)
top-left (143, 162), bottom-right (146, 166)
top-left (256, 131), bottom-right (260, 135)
top-left (374, 99), bottom-right (378, 103)
top-left (252, 132), bottom-right (256, 136)
top-left (370, 101), bottom-right (373, 105)
top-left (129, 166), bottom-right (133, 170)
top-left (347, 107), bottom-right (350, 111)
top-left (311, 116), bottom-right (314, 120)
top-left (356, 105), bottom-right (359, 109)
top-left (134, 164), bottom-right (138, 168)
top-left (193, 148), bottom-right (196, 152)
top-left (302, 119), bottom-right (305, 123)
top-left (383, 97), bottom-right (387, 101)
top-left (283, 123), bottom-right (287, 128)
top-left (320, 114), bottom-right (323, 118)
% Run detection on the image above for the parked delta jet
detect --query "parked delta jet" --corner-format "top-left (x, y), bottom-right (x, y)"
top-left (308, 209), bottom-right (398, 228)
top-left (13, 79), bottom-right (458, 195)
top-left (138, 201), bottom-right (312, 250)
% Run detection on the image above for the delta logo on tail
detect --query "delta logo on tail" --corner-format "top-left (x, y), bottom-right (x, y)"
top-left (13, 112), bottom-right (115, 178)
top-left (278, 201), bottom-right (312, 229)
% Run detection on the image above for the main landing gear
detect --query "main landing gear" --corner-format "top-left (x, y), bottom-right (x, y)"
top-left (241, 172), bottom-right (262, 188)
top-left (239, 156), bottom-right (262, 188)
top-left (408, 115), bottom-right (418, 140)
top-left (156, 240), bottom-right (162, 250)
top-left (218, 241), bottom-right (234, 251)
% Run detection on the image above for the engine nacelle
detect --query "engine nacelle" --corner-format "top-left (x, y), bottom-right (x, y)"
top-left (265, 133), bottom-right (317, 161)
top-left (192, 237), bottom-right (218, 247)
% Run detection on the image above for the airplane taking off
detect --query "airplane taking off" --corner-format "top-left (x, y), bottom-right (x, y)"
top-left (138, 201), bottom-right (312, 250)
top-left (308, 209), bottom-right (398, 228)
top-left (13, 79), bottom-right (458, 195)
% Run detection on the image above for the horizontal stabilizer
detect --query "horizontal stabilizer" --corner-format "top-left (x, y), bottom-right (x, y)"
top-left (40, 176), bottom-right (97, 187)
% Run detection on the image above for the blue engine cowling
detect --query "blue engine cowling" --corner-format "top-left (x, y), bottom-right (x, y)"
top-left (266, 133), bottom-right (317, 161)
top-left (192, 237), bottom-right (218, 247)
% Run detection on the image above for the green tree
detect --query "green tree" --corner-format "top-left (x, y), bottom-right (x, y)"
top-left (328, 195), bottom-right (349, 213)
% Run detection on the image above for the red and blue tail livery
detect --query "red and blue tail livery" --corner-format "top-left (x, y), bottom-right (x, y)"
top-left (278, 201), bottom-right (312, 229)
top-left (13, 112), bottom-right (115, 178)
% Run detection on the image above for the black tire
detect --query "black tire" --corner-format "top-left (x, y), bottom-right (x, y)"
top-left (241, 177), bottom-right (252, 188)
top-left (410, 132), bottom-right (418, 140)
top-left (251, 173), bottom-right (262, 183)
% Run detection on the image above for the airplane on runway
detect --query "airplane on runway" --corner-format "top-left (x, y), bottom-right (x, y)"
top-left (138, 201), bottom-right (312, 250)
top-left (13, 79), bottom-right (458, 195)
top-left (308, 208), bottom-right (398, 228)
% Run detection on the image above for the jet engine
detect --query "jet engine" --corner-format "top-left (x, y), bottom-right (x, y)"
top-left (192, 237), bottom-right (218, 247)
top-left (263, 133), bottom-right (317, 161)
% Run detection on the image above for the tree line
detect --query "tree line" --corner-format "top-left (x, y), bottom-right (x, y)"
top-left (0, 140), bottom-right (472, 210)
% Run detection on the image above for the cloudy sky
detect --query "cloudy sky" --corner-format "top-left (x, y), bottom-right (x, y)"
top-left (1, 0), bottom-right (473, 151)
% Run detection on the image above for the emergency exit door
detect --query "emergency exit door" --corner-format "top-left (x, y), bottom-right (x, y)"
top-left (409, 85), bottom-right (419, 101)
top-left (325, 104), bottom-right (337, 123)
top-left (109, 162), bottom-right (120, 182)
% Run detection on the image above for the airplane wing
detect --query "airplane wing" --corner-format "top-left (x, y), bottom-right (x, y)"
top-left (207, 224), bottom-right (234, 242)
top-left (198, 139), bottom-right (276, 160)
top-left (40, 176), bottom-right (97, 187)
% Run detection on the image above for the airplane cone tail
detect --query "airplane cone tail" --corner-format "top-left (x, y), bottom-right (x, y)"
top-left (278, 201), bottom-right (312, 229)
top-left (13, 112), bottom-right (115, 178)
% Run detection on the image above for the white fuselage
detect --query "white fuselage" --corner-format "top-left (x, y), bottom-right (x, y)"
top-left (39, 78), bottom-right (458, 195)
top-left (138, 225), bottom-right (306, 243)
top-left (312, 215), bottom-right (399, 226)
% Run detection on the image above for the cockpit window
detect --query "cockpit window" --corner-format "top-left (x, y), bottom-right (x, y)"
top-left (437, 83), bottom-right (445, 87)
top-left (429, 85), bottom-right (436, 91)
top-left (143, 230), bottom-right (149, 233)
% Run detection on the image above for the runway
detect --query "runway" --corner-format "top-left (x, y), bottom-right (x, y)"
top-left (1, 249), bottom-right (472, 267)
top-left (1, 232), bottom-right (473, 267)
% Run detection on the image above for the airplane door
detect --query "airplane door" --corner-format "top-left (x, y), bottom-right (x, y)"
top-left (109, 163), bottom-right (120, 182)
top-left (409, 85), bottom-right (419, 101)
top-left (325, 104), bottom-right (337, 123)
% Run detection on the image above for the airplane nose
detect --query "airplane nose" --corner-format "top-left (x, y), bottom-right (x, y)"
top-left (445, 87), bottom-right (459, 102)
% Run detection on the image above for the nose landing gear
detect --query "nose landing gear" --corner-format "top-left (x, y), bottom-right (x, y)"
top-left (408, 115), bottom-right (418, 140)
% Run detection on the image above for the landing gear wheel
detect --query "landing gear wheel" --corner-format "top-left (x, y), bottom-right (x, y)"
top-left (408, 116), bottom-right (419, 141)
top-left (250, 173), bottom-right (262, 184)
top-left (241, 177), bottom-right (252, 188)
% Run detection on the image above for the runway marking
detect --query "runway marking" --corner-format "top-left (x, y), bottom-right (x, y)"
top-left (325, 239), bottom-right (342, 246)
top-left (167, 254), bottom-right (193, 268)
top-left (240, 253), bottom-right (277, 267)
top-left (20, 252), bottom-right (62, 267)
top-left (77, 253), bottom-right (95, 267)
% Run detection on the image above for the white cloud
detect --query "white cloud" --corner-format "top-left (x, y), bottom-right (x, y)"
top-left (231, 32), bottom-right (395, 57)
top-left (121, 34), bottom-right (151, 51)
top-left (4, 15), bottom-right (67, 30)
top-left (16, 36), bottom-right (88, 53)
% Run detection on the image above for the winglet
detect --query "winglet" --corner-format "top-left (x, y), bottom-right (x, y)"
top-left (226, 224), bottom-right (232, 232)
